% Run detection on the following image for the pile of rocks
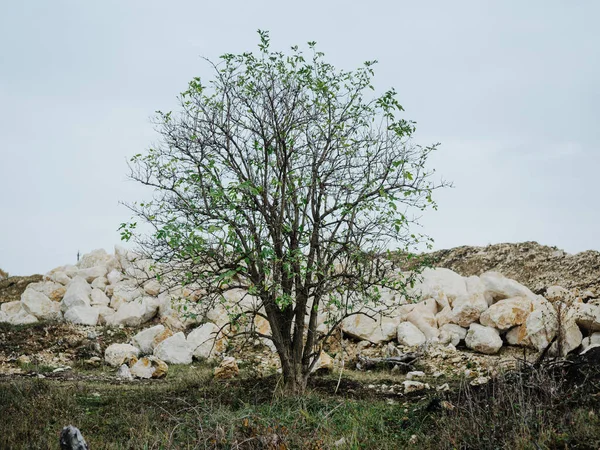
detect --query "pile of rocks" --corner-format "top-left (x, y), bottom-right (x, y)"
top-left (1, 247), bottom-right (599, 369)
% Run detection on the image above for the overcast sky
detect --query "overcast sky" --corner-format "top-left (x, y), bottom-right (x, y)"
top-left (1, 1), bottom-right (598, 275)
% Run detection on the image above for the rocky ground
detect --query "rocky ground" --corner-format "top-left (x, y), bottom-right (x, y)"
top-left (1, 241), bottom-right (600, 448)
top-left (428, 241), bottom-right (600, 296)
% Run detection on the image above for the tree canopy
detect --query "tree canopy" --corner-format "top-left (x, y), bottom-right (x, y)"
top-left (121, 31), bottom-right (446, 393)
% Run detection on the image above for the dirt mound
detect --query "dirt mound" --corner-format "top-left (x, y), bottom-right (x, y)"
top-left (427, 241), bottom-right (600, 296)
top-left (0, 275), bottom-right (43, 304)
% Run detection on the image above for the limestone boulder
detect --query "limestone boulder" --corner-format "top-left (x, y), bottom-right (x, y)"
top-left (480, 272), bottom-right (537, 303)
top-left (61, 276), bottom-right (92, 312)
top-left (506, 325), bottom-right (529, 346)
top-left (20, 288), bottom-right (61, 320)
top-left (406, 298), bottom-right (439, 341)
top-left (130, 356), bottom-right (168, 379)
top-left (581, 332), bottom-right (600, 352)
top-left (573, 303), bottom-right (600, 332)
top-left (465, 323), bottom-right (502, 355)
top-left (342, 313), bottom-right (400, 344)
top-left (91, 305), bottom-right (115, 325)
top-left (132, 325), bottom-right (166, 355)
top-left (108, 297), bottom-right (159, 327)
top-left (187, 322), bottom-right (228, 359)
top-left (520, 302), bottom-right (558, 351)
top-left (105, 343), bottom-right (140, 367)
top-left (91, 277), bottom-right (108, 291)
top-left (435, 306), bottom-right (453, 328)
top-left (28, 281), bottom-right (66, 302)
top-left (143, 279), bottom-right (161, 296)
top-left (0, 301), bottom-right (38, 325)
top-left (76, 265), bottom-right (109, 283)
top-left (311, 351), bottom-right (334, 372)
top-left (106, 269), bottom-right (123, 285)
top-left (439, 324), bottom-right (467, 346)
top-left (153, 332), bottom-right (193, 364)
top-left (45, 270), bottom-right (71, 286)
top-left (214, 356), bottom-right (239, 379)
top-left (464, 276), bottom-right (493, 306)
top-left (410, 268), bottom-right (468, 304)
top-left (90, 288), bottom-right (110, 306)
top-left (64, 305), bottom-right (99, 326)
top-left (78, 249), bottom-right (113, 269)
top-left (479, 297), bottom-right (532, 331)
top-left (450, 293), bottom-right (489, 327)
top-left (110, 280), bottom-right (143, 310)
top-left (396, 322), bottom-right (427, 347)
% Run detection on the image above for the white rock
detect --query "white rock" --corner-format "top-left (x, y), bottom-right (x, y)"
top-left (46, 270), bottom-right (71, 285)
top-left (0, 311), bottom-right (8, 323)
top-left (396, 322), bottom-right (426, 347)
top-left (91, 305), bottom-right (115, 325)
top-left (406, 298), bottom-right (439, 341)
top-left (311, 351), bottom-right (334, 372)
top-left (76, 265), bottom-right (109, 283)
top-left (403, 380), bottom-right (429, 393)
top-left (64, 305), bottom-right (99, 326)
top-left (0, 301), bottom-right (38, 325)
top-left (28, 281), bottom-right (66, 301)
top-left (439, 324), bottom-right (467, 346)
top-left (129, 356), bottom-right (167, 379)
top-left (506, 326), bottom-right (528, 346)
top-left (435, 306), bottom-right (454, 328)
top-left (132, 325), bottom-right (166, 355)
top-left (78, 249), bottom-right (110, 269)
top-left (90, 288), bottom-right (110, 306)
top-left (549, 304), bottom-right (583, 356)
top-left (61, 276), bottom-right (92, 312)
top-left (21, 288), bottom-right (61, 320)
top-left (465, 323), bottom-right (502, 354)
top-left (406, 371), bottom-right (425, 380)
top-left (116, 364), bottom-right (133, 380)
top-left (573, 303), bottom-right (600, 332)
top-left (521, 303), bottom-right (558, 351)
top-left (479, 296), bottom-right (532, 331)
top-left (110, 280), bottom-right (143, 309)
top-left (480, 272), bottom-right (537, 302)
top-left (451, 292), bottom-right (489, 327)
top-left (581, 332), bottom-right (600, 352)
top-left (410, 268), bottom-right (468, 304)
top-left (153, 332), bottom-right (193, 364)
top-left (106, 269), bottom-right (123, 285)
top-left (143, 279), bottom-right (161, 296)
top-left (91, 277), bottom-right (108, 291)
top-left (105, 343), bottom-right (140, 367)
top-left (108, 297), bottom-right (159, 327)
top-left (342, 313), bottom-right (400, 344)
top-left (187, 323), bottom-right (228, 359)
top-left (464, 276), bottom-right (493, 306)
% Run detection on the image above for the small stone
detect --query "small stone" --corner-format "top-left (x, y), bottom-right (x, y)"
top-left (116, 364), bottom-right (133, 380)
top-left (214, 356), bottom-right (239, 379)
top-left (406, 371), bottom-right (425, 380)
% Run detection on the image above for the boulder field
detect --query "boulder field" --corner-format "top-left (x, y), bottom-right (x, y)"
top-left (2, 246), bottom-right (600, 366)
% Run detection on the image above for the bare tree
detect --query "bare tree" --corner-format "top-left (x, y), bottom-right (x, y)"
top-left (121, 31), bottom-right (447, 393)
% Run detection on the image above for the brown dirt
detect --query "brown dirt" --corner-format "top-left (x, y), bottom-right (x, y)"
top-left (0, 274), bottom-right (43, 303)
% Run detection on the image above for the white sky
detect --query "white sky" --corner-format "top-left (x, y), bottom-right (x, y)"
top-left (1, 1), bottom-right (598, 275)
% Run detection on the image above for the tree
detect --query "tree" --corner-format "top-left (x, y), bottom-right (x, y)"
top-left (121, 31), bottom-right (446, 394)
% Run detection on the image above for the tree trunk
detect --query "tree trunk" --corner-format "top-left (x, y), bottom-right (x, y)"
top-left (278, 346), bottom-right (308, 395)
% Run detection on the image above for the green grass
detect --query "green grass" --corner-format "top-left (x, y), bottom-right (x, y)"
top-left (2, 361), bottom-right (600, 449)
top-left (0, 365), bottom-right (434, 449)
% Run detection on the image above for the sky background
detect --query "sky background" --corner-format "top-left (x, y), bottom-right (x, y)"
top-left (1, 1), bottom-right (598, 275)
